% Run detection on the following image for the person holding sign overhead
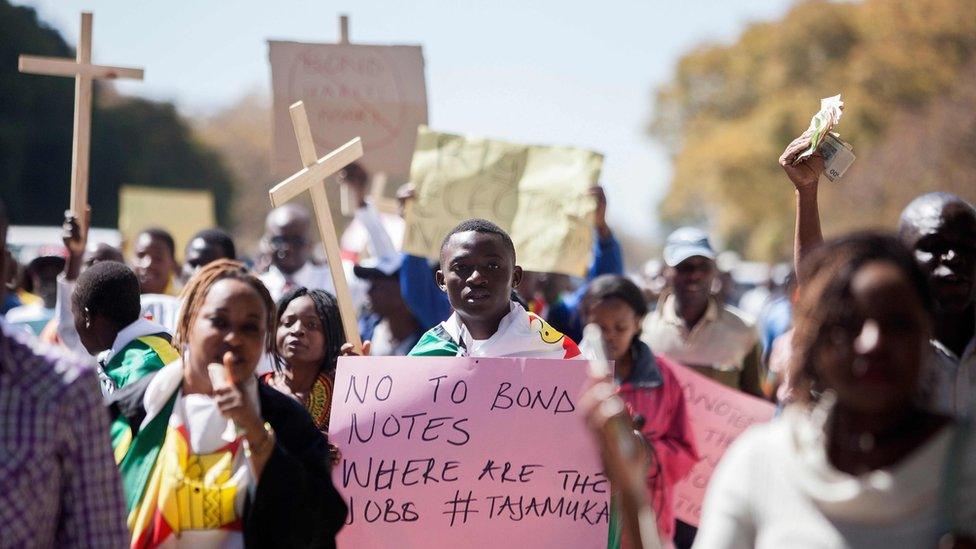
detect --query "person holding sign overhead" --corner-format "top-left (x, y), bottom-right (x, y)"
top-left (408, 219), bottom-right (581, 358)
top-left (107, 260), bottom-right (347, 547)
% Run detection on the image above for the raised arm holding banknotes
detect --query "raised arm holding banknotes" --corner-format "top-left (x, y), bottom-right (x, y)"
top-left (780, 126), bottom-right (976, 419)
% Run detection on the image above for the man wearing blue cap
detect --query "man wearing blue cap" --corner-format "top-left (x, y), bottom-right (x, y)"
top-left (641, 227), bottom-right (765, 397)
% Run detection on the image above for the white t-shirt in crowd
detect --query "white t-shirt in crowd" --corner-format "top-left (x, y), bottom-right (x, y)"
top-left (695, 404), bottom-right (976, 548)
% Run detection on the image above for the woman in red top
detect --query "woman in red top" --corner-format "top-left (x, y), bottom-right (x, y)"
top-left (583, 275), bottom-right (699, 544)
top-left (262, 287), bottom-right (346, 434)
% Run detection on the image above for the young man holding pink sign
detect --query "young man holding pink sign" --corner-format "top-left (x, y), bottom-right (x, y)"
top-left (409, 219), bottom-right (581, 359)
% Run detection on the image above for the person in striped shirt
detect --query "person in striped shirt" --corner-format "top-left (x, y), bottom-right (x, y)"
top-left (0, 198), bottom-right (129, 546)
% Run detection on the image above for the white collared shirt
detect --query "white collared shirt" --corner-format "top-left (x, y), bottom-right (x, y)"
top-left (923, 320), bottom-right (976, 418)
top-left (259, 262), bottom-right (334, 303)
top-left (641, 292), bottom-right (758, 371)
top-left (259, 259), bottom-right (367, 314)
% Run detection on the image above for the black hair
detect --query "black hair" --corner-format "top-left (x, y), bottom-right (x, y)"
top-left (189, 227), bottom-right (236, 260)
top-left (582, 274), bottom-right (649, 319)
top-left (139, 227), bottom-right (176, 259)
top-left (439, 218), bottom-right (516, 261)
top-left (271, 287), bottom-right (346, 375)
top-left (791, 231), bottom-right (934, 403)
top-left (340, 162), bottom-right (369, 185)
top-left (72, 261), bottom-right (141, 327)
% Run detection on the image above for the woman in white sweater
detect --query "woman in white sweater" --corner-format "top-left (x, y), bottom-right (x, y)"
top-left (694, 233), bottom-right (976, 548)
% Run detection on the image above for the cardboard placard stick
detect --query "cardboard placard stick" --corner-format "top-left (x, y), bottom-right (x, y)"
top-left (336, 13), bottom-right (357, 218)
top-left (370, 172), bottom-right (400, 215)
top-left (19, 12), bottom-right (144, 234)
top-left (269, 101), bottom-right (365, 351)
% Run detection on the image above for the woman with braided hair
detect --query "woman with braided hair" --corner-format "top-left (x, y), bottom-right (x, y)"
top-left (263, 287), bottom-right (346, 435)
top-left (107, 259), bottom-right (346, 548)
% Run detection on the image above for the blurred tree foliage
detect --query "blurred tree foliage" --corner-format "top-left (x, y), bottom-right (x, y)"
top-left (0, 0), bottom-right (234, 229)
top-left (650, 0), bottom-right (976, 260)
top-left (192, 93), bottom-right (276, 254)
top-left (194, 94), bottom-right (355, 258)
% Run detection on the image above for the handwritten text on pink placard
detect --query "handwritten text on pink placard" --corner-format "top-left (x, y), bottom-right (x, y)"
top-left (329, 356), bottom-right (610, 548)
top-left (670, 364), bottom-right (775, 526)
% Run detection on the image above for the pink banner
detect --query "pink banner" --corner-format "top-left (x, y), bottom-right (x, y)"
top-left (329, 356), bottom-right (609, 548)
top-left (670, 364), bottom-right (775, 526)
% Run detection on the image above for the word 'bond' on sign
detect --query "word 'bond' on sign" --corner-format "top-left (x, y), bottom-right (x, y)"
top-left (328, 356), bottom-right (610, 548)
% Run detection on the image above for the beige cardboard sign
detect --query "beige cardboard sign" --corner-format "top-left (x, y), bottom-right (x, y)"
top-left (118, 186), bottom-right (214, 261)
top-left (402, 128), bottom-right (603, 277)
top-left (269, 41), bottom-right (428, 188)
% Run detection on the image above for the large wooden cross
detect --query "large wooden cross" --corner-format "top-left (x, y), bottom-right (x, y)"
top-left (19, 12), bottom-right (144, 233)
top-left (270, 101), bottom-right (365, 351)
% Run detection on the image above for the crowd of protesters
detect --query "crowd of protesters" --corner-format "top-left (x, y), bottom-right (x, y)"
top-left (2, 124), bottom-right (974, 548)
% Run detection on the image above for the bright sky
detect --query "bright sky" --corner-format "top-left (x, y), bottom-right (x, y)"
top-left (20, 0), bottom-right (794, 264)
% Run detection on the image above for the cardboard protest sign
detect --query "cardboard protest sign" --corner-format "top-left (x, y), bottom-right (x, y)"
top-left (329, 356), bottom-right (609, 548)
top-left (669, 364), bottom-right (775, 526)
top-left (118, 185), bottom-right (214, 261)
top-left (268, 41), bottom-right (428, 186)
top-left (402, 128), bottom-right (603, 277)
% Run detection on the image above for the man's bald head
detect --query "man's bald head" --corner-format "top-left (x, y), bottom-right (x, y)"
top-left (898, 192), bottom-right (976, 314)
top-left (265, 203), bottom-right (311, 233)
top-left (82, 243), bottom-right (124, 270)
top-left (264, 204), bottom-right (312, 275)
top-left (899, 192), bottom-right (975, 237)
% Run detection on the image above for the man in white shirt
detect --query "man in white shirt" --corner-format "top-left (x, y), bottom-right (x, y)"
top-left (898, 193), bottom-right (976, 417)
top-left (642, 227), bottom-right (765, 398)
top-left (260, 169), bottom-right (395, 311)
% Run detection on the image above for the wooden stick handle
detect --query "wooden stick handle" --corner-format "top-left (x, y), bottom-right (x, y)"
top-left (339, 15), bottom-right (350, 44)
top-left (69, 13), bottom-right (94, 234)
top-left (310, 185), bottom-right (363, 350)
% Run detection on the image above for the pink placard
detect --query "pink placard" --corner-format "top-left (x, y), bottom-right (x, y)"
top-left (329, 356), bottom-right (609, 548)
top-left (670, 364), bottom-right (775, 526)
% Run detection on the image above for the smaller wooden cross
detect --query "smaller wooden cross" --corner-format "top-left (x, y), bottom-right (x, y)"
top-left (367, 172), bottom-right (400, 216)
top-left (19, 12), bottom-right (144, 233)
top-left (269, 101), bottom-right (365, 351)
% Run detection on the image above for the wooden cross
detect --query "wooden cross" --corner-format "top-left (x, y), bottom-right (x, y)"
top-left (270, 101), bottom-right (365, 351)
top-left (19, 12), bottom-right (144, 233)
